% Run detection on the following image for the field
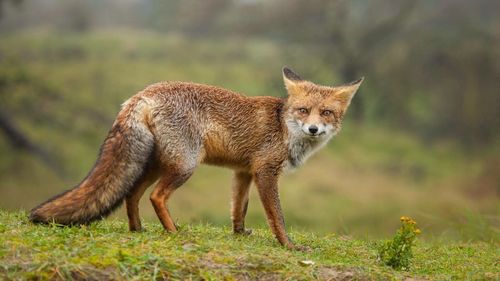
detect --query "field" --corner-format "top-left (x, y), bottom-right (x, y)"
top-left (1, 31), bottom-right (498, 243)
top-left (1, 0), bottom-right (499, 279)
top-left (1, 211), bottom-right (498, 280)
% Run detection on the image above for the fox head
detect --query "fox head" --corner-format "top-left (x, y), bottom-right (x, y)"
top-left (282, 67), bottom-right (363, 139)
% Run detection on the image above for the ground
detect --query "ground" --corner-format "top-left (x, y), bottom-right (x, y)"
top-left (1, 32), bottom-right (498, 242)
top-left (0, 211), bottom-right (498, 280)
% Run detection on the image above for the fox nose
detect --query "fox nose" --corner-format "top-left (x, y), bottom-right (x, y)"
top-left (308, 125), bottom-right (318, 134)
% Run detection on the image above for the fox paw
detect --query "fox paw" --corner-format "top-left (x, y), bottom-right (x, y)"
top-left (234, 228), bottom-right (253, 236)
top-left (129, 226), bottom-right (144, 232)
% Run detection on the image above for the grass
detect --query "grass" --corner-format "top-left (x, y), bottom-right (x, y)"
top-left (0, 31), bottom-right (499, 242)
top-left (0, 211), bottom-right (498, 280)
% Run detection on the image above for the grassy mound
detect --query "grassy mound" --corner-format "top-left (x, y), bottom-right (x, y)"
top-left (0, 211), bottom-right (497, 280)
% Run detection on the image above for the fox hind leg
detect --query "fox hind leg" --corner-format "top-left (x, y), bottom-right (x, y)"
top-left (150, 165), bottom-right (195, 232)
top-left (231, 171), bottom-right (253, 235)
top-left (148, 118), bottom-right (201, 232)
top-left (126, 165), bottom-right (159, 232)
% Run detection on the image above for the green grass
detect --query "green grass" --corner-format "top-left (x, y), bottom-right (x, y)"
top-left (0, 30), bottom-right (498, 242)
top-left (0, 211), bottom-right (498, 280)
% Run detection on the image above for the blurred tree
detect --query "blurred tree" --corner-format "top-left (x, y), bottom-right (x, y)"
top-left (0, 0), bottom-right (64, 174)
top-left (0, 0), bottom-right (22, 18)
top-left (0, 0), bottom-right (498, 146)
top-left (393, 0), bottom-right (500, 145)
top-left (175, 0), bottom-right (231, 35)
top-left (323, 0), bottom-right (417, 122)
top-left (0, 68), bottom-right (66, 177)
top-left (60, 0), bottom-right (91, 32)
top-left (144, 0), bottom-right (231, 34)
top-left (218, 0), bottom-right (417, 122)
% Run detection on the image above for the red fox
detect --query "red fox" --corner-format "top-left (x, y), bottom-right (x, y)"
top-left (30, 67), bottom-right (362, 250)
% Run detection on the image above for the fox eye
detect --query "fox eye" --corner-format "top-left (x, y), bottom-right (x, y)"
top-left (322, 110), bottom-right (333, 116)
top-left (298, 108), bottom-right (309, 114)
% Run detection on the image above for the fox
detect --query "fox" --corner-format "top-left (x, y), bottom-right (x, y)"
top-left (29, 67), bottom-right (363, 250)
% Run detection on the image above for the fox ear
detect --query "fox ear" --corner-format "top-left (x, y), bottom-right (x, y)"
top-left (282, 67), bottom-right (303, 93)
top-left (334, 77), bottom-right (364, 108)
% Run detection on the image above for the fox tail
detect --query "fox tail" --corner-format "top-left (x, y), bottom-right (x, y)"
top-left (29, 97), bottom-right (154, 225)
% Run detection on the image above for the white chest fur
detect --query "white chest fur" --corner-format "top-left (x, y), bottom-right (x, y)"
top-left (284, 130), bottom-right (332, 172)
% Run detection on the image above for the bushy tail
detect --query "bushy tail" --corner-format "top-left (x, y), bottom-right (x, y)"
top-left (30, 97), bottom-right (154, 225)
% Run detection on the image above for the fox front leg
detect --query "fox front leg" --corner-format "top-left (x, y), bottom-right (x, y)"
top-left (231, 171), bottom-right (253, 235)
top-left (253, 167), bottom-right (296, 250)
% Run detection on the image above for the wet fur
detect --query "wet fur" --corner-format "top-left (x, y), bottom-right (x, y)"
top-left (30, 68), bottom-right (362, 249)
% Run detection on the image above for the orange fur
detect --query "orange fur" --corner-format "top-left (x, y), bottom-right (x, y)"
top-left (29, 67), bottom-right (363, 250)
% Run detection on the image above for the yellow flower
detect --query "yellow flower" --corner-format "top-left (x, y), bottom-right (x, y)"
top-left (414, 229), bottom-right (421, 235)
top-left (400, 216), bottom-right (417, 225)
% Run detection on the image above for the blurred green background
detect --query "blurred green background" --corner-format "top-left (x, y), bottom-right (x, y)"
top-left (0, 0), bottom-right (498, 241)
